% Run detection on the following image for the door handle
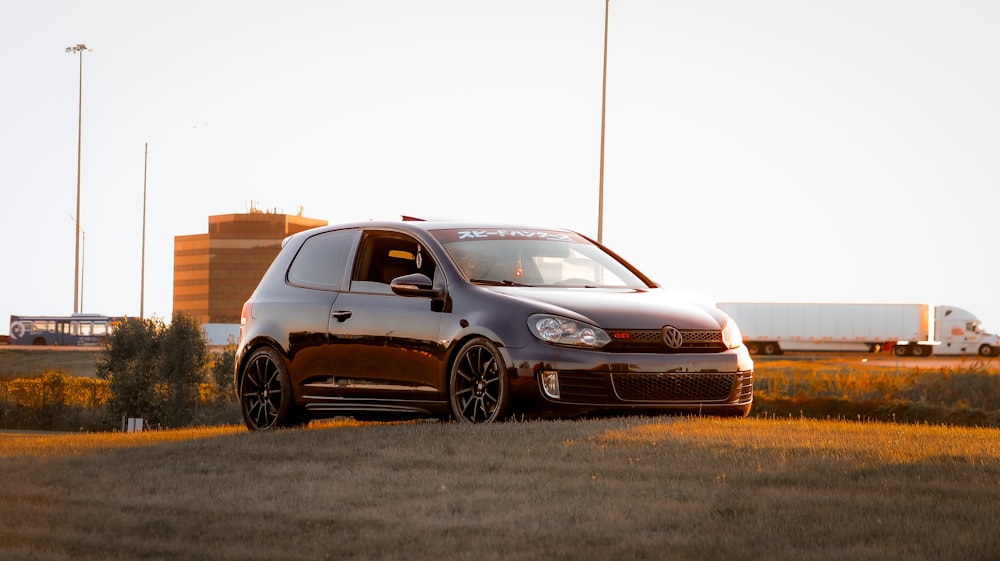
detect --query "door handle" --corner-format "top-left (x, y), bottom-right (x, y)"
top-left (331, 310), bottom-right (352, 322)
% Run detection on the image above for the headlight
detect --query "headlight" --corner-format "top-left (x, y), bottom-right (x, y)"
top-left (528, 314), bottom-right (611, 348)
top-left (721, 318), bottom-right (744, 349)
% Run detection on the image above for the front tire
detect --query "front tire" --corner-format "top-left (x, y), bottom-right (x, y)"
top-left (979, 344), bottom-right (996, 358)
top-left (449, 338), bottom-right (510, 423)
top-left (238, 346), bottom-right (298, 430)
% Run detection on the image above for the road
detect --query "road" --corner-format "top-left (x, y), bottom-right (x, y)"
top-left (753, 351), bottom-right (999, 370)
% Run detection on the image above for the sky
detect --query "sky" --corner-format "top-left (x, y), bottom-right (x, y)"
top-left (2, 1), bottom-right (1000, 336)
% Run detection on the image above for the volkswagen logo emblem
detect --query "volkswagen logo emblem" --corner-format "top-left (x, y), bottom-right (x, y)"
top-left (661, 326), bottom-right (684, 349)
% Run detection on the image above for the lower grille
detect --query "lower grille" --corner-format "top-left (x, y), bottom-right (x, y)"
top-left (552, 371), bottom-right (751, 405)
top-left (612, 372), bottom-right (738, 402)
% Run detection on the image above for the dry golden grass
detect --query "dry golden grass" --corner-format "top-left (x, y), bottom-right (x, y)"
top-left (753, 357), bottom-right (1000, 426)
top-left (0, 425), bottom-right (245, 457)
top-left (2, 416), bottom-right (998, 561)
top-left (0, 347), bottom-right (99, 378)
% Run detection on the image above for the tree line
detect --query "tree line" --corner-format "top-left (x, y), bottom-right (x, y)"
top-left (1, 311), bottom-right (240, 431)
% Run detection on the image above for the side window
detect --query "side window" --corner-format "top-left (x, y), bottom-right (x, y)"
top-left (287, 229), bottom-right (357, 290)
top-left (351, 232), bottom-right (437, 293)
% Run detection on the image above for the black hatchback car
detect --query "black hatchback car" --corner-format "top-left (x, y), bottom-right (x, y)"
top-left (234, 220), bottom-right (753, 429)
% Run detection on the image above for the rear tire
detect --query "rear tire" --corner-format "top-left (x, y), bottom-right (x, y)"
top-left (238, 346), bottom-right (300, 430)
top-left (761, 342), bottom-right (781, 356)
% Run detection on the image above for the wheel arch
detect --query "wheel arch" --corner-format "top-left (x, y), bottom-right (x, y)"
top-left (442, 328), bottom-right (516, 390)
top-left (234, 335), bottom-right (291, 395)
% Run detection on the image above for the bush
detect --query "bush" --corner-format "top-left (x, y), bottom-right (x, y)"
top-left (97, 316), bottom-right (165, 426)
top-left (96, 311), bottom-right (237, 430)
top-left (0, 371), bottom-right (109, 431)
top-left (201, 336), bottom-right (241, 426)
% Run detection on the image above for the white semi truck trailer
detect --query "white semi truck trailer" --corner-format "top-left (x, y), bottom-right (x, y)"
top-left (717, 302), bottom-right (1000, 357)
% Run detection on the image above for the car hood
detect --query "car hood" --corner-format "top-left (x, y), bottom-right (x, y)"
top-left (489, 286), bottom-right (725, 330)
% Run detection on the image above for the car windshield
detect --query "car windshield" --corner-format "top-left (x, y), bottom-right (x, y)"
top-left (431, 228), bottom-right (649, 288)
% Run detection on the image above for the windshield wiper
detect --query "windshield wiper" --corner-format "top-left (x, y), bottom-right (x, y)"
top-left (469, 278), bottom-right (533, 287)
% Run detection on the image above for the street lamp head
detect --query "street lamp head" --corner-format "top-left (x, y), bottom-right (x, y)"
top-left (65, 44), bottom-right (91, 54)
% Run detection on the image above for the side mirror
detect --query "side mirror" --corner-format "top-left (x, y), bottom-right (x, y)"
top-left (390, 273), bottom-right (441, 298)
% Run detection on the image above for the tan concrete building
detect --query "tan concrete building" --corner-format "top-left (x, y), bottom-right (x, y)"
top-left (174, 210), bottom-right (327, 325)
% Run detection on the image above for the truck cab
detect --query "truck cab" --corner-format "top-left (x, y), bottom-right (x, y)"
top-left (934, 306), bottom-right (1000, 357)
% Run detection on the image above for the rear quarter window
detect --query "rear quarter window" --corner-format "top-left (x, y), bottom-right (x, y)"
top-left (286, 229), bottom-right (357, 290)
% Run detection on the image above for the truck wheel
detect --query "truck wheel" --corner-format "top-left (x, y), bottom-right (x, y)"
top-left (910, 345), bottom-right (930, 357)
top-left (761, 342), bottom-right (781, 356)
top-left (747, 342), bottom-right (760, 354)
top-left (894, 345), bottom-right (909, 357)
top-left (979, 345), bottom-right (996, 358)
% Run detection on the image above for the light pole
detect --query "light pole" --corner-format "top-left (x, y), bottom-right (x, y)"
top-left (66, 43), bottom-right (91, 314)
top-left (597, 0), bottom-right (609, 243)
top-left (80, 228), bottom-right (86, 311)
top-left (141, 142), bottom-right (148, 318)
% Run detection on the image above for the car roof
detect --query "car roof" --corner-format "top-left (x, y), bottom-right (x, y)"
top-left (278, 218), bottom-right (597, 253)
top-left (303, 219), bottom-right (582, 236)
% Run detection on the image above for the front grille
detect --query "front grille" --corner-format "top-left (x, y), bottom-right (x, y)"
top-left (612, 372), bottom-right (738, 402)
top-left (605, 329), bottom-right (726, 353)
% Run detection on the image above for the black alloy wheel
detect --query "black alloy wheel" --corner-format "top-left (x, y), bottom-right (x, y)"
top-left (239, 346), bottom-right (296, 430)
top-left (449, 338), bottom-right (510, 423)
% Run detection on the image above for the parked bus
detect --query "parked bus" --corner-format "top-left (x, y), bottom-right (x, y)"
top-left (8, 314), bottom-right (124, 346)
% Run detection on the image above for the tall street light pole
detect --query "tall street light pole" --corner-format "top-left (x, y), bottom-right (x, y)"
top-left (66, 43), bottom-right (91, 314)
top-left (598, 0), bottom-right (609, 243)
top-left (141, 143), bottom-right (148, 318)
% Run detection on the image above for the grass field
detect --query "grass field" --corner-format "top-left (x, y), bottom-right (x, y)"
top-left (2, 416), bottom-right (999, 560)
top-left (10, 348), bottom-right (999, 430)
top-left (2, 347), bottom-right (998, 558)
top-left (0, 347), bottom-right (99, 378)
top-left (751, 356), bottom-right (1000, 427)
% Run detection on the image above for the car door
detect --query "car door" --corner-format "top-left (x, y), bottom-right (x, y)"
top-left (325, 230), bottom-right (447, 399)
top-left (279, 228), bottom-right (358, 388)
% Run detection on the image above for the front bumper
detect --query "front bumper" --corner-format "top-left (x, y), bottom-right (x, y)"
top-left (505, 341), bottom-right (754, 416)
